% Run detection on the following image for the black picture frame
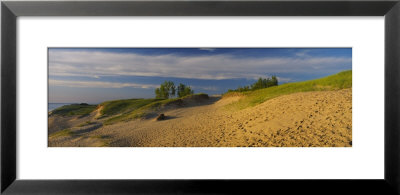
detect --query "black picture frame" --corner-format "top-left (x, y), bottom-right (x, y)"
top-left (2, 0), bottom-right (400, 194)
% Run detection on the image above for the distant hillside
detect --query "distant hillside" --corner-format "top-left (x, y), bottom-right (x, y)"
top-left (103, 93), bottom-right (209, 125)
top-left (223, 70), bottom-right (352, 110)
top-left (50, 103), bottom-right (97, 117)
top-left (49, 93), bottom-right (210, 126)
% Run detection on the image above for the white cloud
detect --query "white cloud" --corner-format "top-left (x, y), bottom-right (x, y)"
top-left (295, 49), bottom-right (311, 57)
top-left (49, 50), bottom-right (351, 80)
top-left (276, 76), bottom-right (293, 83)
top-left (49, 79), bottom-right (159, 89)
top-left (192, 86), bottom-right (219, 91)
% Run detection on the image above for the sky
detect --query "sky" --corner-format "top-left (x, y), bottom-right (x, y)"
top-left (49, 48), bottom-right (352, 104)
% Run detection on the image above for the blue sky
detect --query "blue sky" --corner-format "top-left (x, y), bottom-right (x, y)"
top-left (49, 48), bottom-right (352, 103)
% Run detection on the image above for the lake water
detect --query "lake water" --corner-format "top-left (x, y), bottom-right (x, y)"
top-left (48, 103), bottom-right (74, 111)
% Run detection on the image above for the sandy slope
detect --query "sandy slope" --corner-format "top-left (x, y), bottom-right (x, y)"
top-left (48, 110), bottom-right (98, 134)
top-left (49, 89), bottom-right (352, 147)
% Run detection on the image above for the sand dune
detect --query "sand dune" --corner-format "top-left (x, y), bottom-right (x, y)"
top-left (49, 89), bottom-right (352, 147)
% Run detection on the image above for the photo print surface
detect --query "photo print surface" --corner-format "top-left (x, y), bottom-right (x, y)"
top-left (48, 48), bottom-right (352, 147)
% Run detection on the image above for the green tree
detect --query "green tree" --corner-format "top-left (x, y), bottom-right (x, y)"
top-left (251, 78), bottom-right (264, 90)
top-left (177, 83), bottom-right (194, 98)
top-left (155, 88), bottom-right (161, 98)
top-left (271, 75), bottom-right (278, 86)
top-left (231, 75), bottom-right (279, 92)
top-left (164, 81), bottom-right (176, 98)
top-left (155, 81), bottom-right (176, 99)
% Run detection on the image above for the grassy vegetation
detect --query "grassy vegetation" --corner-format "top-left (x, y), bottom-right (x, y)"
top-left (223, 70), bottom-right (352, 110)
top-left (78, 121), bottom-right (95, 127)
top-left (103, 93), bottom-right (208, 125)
top-left (103, 98), bottom-right (178, 125)
top-left (51, 104), bottom-right (97, 116)
top-left (49, 129), bottom-right (74, 138)
top-left (99, 98), bottom-right (162, 117)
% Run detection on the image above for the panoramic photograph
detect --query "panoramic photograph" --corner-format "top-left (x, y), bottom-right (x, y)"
top-left (48, 48), bottom-right (352, 147)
